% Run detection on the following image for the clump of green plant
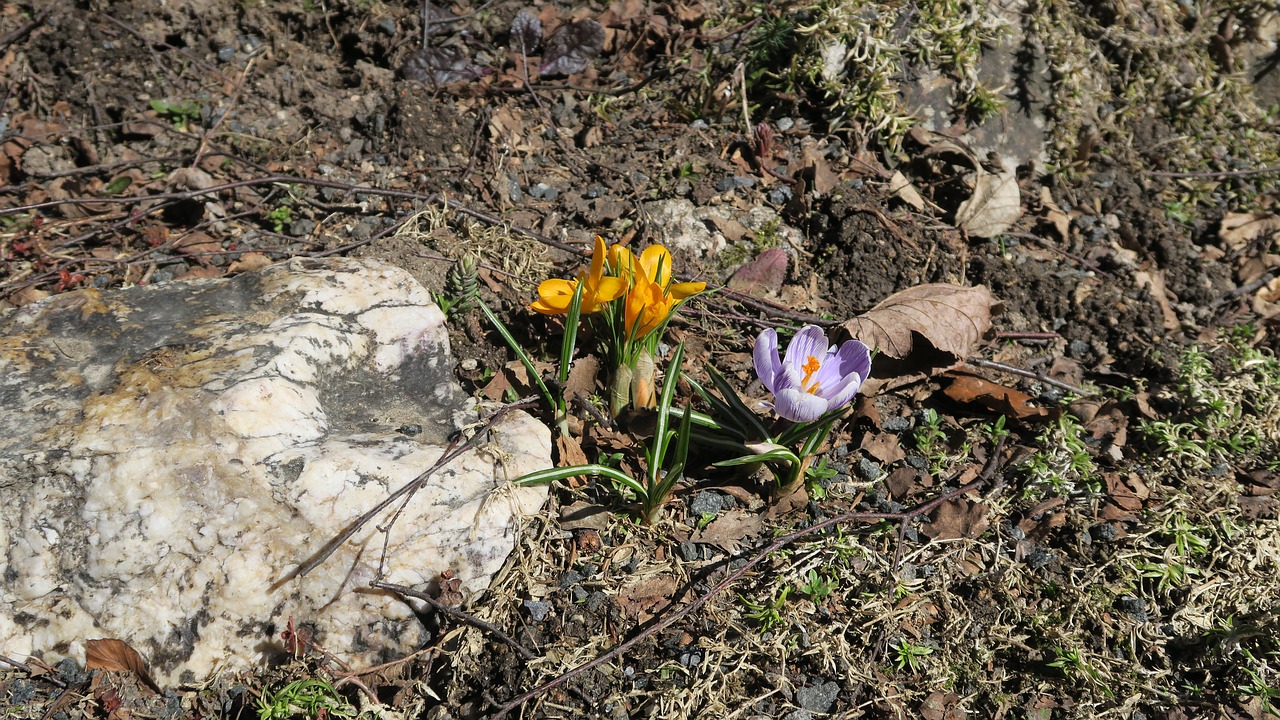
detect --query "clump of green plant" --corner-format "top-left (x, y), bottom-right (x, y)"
top-left (892, 638), bottom-right (934, 673)
top-left (256, 677), bottom-right (355, 720)
top-left (1140, 337), bottom-right (1280, 470)
top-left (266, 205), bottom-right (294, 234)
top-left (740, 0), bottom-right (1005, 141)
top-left (1019, 412), bottom-right (1098, 499)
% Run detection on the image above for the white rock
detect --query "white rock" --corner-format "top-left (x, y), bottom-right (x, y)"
top-left (0, 258), bottom-right (550, 684)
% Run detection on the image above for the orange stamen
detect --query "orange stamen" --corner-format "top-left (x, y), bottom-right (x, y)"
top-left (802, 356), bottom-right (822, 393)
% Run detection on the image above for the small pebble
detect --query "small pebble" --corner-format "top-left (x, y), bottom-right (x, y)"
top-left (571, 585), bottom-right (589, 602)
top-left (558, 570), bottom-right (584, 588)
top-left (586, 591), bottom-right (609, 613)
top-left (459, 358), bottom-right (479, 371)
top-left (883, 416), bottom-right (911, 433)
top-left (375, 17), bottom-right (396, 35)
top-left (776, 117), bottom-right (794, 131)
top-left (397, 424), bottom-right (421, 437)
top-left (678, 650), bottom-right (703, 668)
top-left (523, 600), bottom-right (552, 621)
top-left (678, 541), bottom-right (701, 562)
top-left (217, 47), bottom-right (236, 63)
top-left (715, 175), bottom-right (756, 192)
top-left (768, 187), bottom-right (792, 205)
top-left (529, 182), bottom-right (558, 200)
top-left (690, 119), bottom-right (708, 130)
top-left (795, 680), bottom-right (839, 713)
top-left (688, 490), bottom-right (724, 517)
top-left (856, 458), bottom-right (882, 481)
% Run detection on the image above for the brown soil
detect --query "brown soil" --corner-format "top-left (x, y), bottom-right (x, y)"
top-left (3, 1), bottom-right (1279, 719)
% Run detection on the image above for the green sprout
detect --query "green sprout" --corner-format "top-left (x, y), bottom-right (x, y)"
top-left (742, 586), bottom-right (791, 632)
top-left (796, 569), bottom-right (837, 601)
top-left (256, 678), bottom-right (355, 720)
top-left (149, 98), bottom-right (201, 132)
top-left (513, 343), bottom-right (695, 525)
top-left (266, 205), bottom-right (293, 234)
top-left (892, 639), bottom-right (934, 673)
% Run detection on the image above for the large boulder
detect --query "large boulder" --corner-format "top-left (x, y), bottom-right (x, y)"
top-left (0, 257), bottom-right (550, 684)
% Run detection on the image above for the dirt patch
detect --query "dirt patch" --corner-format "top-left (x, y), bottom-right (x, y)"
top-left (3, 0), bottom-right (1280, 718)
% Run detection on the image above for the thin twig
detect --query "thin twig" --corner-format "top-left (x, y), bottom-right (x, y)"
top-left (0, 173), bottom-right (837, 327)
top-left (370, 582), bottom-right (537, 661)
top-left (965, 358), bottom-right (1092, 397)
top-left (0, 654), bottom-right (66, 688)
top-left (486, 439), bottom-right (1007, 719)
top-left (1147, 164), bottom-right (1280, 179)
top-left (0, 9), bottom-right (49, 52)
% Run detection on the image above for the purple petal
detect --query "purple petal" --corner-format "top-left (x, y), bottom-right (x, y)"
top-left (835, 339), bottom-right (871, 381)
top-left (774, 387), bottom-right (829, 423)
top-left (753, 329), bottom-right (782, 392)
top-left (783, 326), bottom-right (830, 373)
top-left (820, 370), bottom-right (864, 411)
top-left (775, 360), bottom-right (807, 392)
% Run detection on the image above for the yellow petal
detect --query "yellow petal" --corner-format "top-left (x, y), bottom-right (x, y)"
top-left (530, 278), bottom-right (576, 315)
top-left (610, 244), bottom-right (636, 281)
top-left (592, 276), bottom-right (627, 304)
top-left (668, 281), bottom-right (706, 301)
top-left (639, 245), bottom-right (672, 286)
top-left (588, 236), bottom-right (607, 285)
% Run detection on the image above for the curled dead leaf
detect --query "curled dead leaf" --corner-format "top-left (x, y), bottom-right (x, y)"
top-left (85, 638), bottom-right (160, 693)
top-left (841, 284), bottom-right (1000, 360)
top-left (955, 165), bottom-right (1022, 238)
top-left (943, 373), bottom-right (1054, 421)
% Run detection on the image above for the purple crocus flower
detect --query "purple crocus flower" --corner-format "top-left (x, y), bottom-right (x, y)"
top-left (754, 326), bottom-right (871, 423)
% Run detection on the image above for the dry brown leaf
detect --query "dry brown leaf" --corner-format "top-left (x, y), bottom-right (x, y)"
top-left (921, 498), bottom-right (988, 540)
top-left (943, 373), bottom-right (1053, 421)
top-left (85, 639), bottom-right (159, 693)
top-left (176, 265), bottom-right (224, 281)
top-left (617, 575), bottom-right (677, 623)
top-left (559, 500), bottom-right (612, 532)
top-left (1219, 211), bottom-right (1280, 250)
top-left (11, 286), bottom-right (49, 306)
top-left (1133, 263), bottom-right (1179, 331)
top-left (888, 170), bottom-right (925, 211)
top-left (555, 433), bottom-right (590, 475)
top-left (227, 252), bottom-right (273, 275)
top-left (860, 432), bottom-right (906, 465)
top-left (1039, 186), bottom-right (1071, 241)
top-left (955, 165), bottom-right (1022, 238)
top-left (690, 509), bottom-right (764, 553)
top-left (841, 284), bottom-right (999, 360)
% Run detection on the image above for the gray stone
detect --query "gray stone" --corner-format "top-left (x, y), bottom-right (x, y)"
top-left (0, 257), bottom-right (550, 683)
top-left (688, 490), bottom-right (724, 517)
top-left (795, 680), bottom-right (839, 712)
top-left (640, 198), bottom-right (801, 261)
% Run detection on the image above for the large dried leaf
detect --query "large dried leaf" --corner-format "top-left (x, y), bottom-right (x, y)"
top-left (955, 166), bottom-right (1021, 237)
top-left (539, 19), bottom-right (604, 76)
top-left (841, 284), bottom-right (999, 360)
top-left (85, 638), bottom-right (159, 693)
top-left (509, 9), bottom-right (542, 55)
top-left (1219, 211), bottom-right (1280, 250)
top-left (401, 46), bottom-right (488, 85)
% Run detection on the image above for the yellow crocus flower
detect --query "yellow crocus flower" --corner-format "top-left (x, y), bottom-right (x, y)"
top-left (611, 244), bottom-right (706, 338)
top-left (530, 236), bottom-right (626, 315)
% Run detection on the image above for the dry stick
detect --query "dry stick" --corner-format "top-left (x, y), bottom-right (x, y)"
top-left (276, 398), bottom-right (537, 586)
top-left (2, 173), bottom-right (837, 327)
top-left (486, 440), bottom-right (1007, 720)
top-left (965, 357), bottom-right (1092, 397)
top-left (0, 8), bottom-right (49, 52)
top-left (1148, 165), bottom-right (1280, 179)
top-left (996, 331), bottom-right (1062, 340)
top-left (0, 654), bottom-right (66, 688)
top-left (369, 582), bottom-right (537, 661)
